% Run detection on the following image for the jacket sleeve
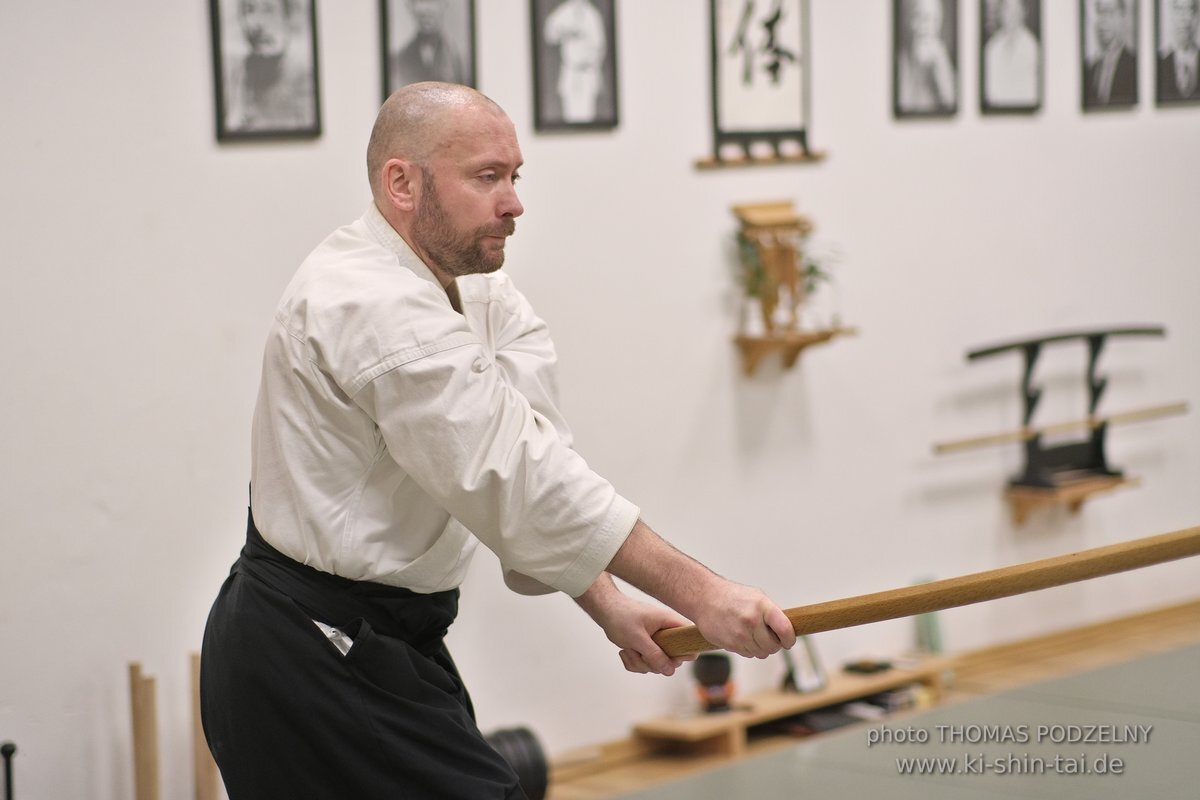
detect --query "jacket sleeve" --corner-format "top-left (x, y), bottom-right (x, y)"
top-left (456, 274), bottom-right (616, 595)
top-left (349, 279), bottom-right (638, 597)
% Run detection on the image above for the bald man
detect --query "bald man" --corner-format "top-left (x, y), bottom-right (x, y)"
top-left (199, 82), bottom-right (795, 799)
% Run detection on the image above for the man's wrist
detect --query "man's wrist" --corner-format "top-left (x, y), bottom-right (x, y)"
top-left (605, 519), bottom-right (719, 622)
top-left (575, 572), bottom-right (619, 620)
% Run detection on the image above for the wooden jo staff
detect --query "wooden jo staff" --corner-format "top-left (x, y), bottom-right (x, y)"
top-left (654, 525), bottom-right (1200, 658)
top-left (932, 401), bottom-right (1188, 455)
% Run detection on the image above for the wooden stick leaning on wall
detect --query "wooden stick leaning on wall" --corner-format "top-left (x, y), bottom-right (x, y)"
top-left (191, 653), bottom-right (220, 800)
top-left (128, 663), bottom-right (160, 800)
top-left (654, 525), bottom-right (1200, 658)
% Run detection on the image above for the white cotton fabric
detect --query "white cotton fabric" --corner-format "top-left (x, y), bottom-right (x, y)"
top-left (250, 204), bottom-right (638, 597)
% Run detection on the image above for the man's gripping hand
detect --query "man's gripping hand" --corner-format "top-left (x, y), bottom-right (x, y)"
top-left (576, 574), bottom-right (696, 675)
top-left (688, 580), bottom-right (796, 659)
top-left (604, 518), bottom-right (797, 660)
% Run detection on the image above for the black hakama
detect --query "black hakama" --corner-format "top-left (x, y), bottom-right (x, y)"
top-left (200, 512), bottom-right (528, 799)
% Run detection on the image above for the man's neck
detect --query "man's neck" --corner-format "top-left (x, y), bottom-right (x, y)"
top-left (1101, 39), bottom-right (1124, 59)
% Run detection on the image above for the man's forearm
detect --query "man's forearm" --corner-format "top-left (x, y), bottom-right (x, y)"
top-left (604, 519), bottom-right (720, 621)
top-left (602, 518), bottom-right (797, 659)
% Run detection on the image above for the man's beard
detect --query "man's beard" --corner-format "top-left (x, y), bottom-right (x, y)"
top-left (412, 171), bottom-right (515, 278)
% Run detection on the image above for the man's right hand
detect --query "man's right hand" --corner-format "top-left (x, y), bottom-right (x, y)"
top-left (605, 518), bottom-right (796, 659)
top-left (689, 579), bottom-right (796, 659)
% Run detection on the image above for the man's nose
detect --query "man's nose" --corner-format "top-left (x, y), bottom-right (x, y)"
top-left (499, 184), bottom-right (524, 219)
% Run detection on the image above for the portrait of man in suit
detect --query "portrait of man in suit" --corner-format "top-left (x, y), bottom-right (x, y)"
top-left (1156, 0), bottom-right (1200, 102)
top-left (1083, 0), bottom-right (1139, 109)
top-left (383, 0), bottom-right (475, 97)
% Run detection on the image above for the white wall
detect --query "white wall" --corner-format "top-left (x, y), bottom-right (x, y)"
top-left (1, 2), bottom-right (1197, 798)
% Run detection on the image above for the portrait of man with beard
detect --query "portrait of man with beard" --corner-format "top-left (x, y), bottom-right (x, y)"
top-left (211, 0), bottom-right (321, 138)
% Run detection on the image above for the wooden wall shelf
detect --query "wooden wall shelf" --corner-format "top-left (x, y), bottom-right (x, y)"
top-left (1005, 475), bottom-right (1139, 526)
top-left (632, 657), bottom-right (953, 758)
top-left (695, 151), bottom-right (828, 170)
top-left (734, 326), bottom-right (857, 376)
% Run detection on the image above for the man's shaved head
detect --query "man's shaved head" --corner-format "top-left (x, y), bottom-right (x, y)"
top-left (366, 81), bottom-right (506, 202)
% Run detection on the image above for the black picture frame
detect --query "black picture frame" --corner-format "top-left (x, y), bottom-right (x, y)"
top-left (1154, 0), bottom-right (1200, 105)
top-left (980, 0), bottom-right (1043, 114)
top-left (1080, 0), bottom-right (1140, 110)
top-left (893, 0), bottom-right (960, 119)
top-left (530, 0), bottom-right (619, 131)
top-left (709, 0), bottom-right (812, 161)
top-left (380, 0), bottom-right (477, 101)
top-left (209, 0), bottom-right (322, 141)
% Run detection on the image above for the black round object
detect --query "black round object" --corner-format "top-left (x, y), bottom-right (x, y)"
top-left (692, 652), bottom-right (732, 687)
top-left (485, 726), bottom-right (548, 800)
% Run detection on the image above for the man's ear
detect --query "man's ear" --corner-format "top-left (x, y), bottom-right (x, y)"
top-left (382, 158), bottom-right (419, 212)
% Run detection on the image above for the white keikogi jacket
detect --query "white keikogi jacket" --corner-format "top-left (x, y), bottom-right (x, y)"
top-left (250, 204), bottom-right (638, 598)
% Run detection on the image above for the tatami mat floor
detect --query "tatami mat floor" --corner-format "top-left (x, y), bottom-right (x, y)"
top-left (547, 599), bottom-right (1200, 799)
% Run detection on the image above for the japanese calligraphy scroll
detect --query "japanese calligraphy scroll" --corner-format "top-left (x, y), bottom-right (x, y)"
top-left (709, 0), bottom-right (813, 163)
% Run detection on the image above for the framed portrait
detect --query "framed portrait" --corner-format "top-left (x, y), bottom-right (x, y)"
top-left (709, 0), bottom-right (812, 161)
top-left (380, 0), bottom-right (477, 101)
top-left (893, 0), bottom-right (959, 119)
top-left (1154, 0), bottom-right (1200, 105)
top-left (1080, 0), bottom-right (1139, 110)
top-left (530, 0), bottom-right (619, 131)
top-left (980, 0), bottom-right (1043, 113)
top-left (209, 0), bottom-right (322, 141)
top-left (782, 637), bottom-right (826, 693)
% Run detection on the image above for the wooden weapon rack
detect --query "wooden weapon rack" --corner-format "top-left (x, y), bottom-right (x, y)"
top-left (933, 326), bottom-right (1188, 524)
